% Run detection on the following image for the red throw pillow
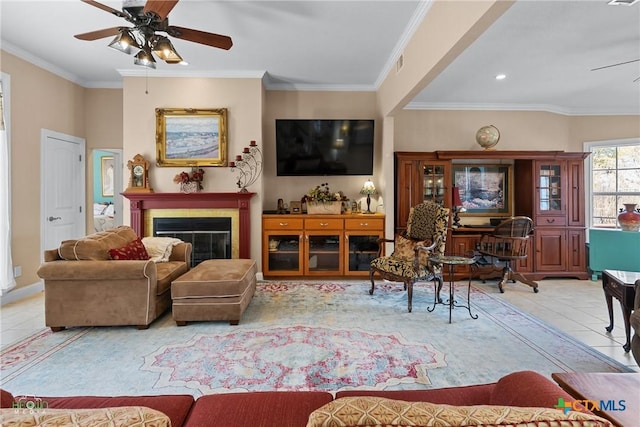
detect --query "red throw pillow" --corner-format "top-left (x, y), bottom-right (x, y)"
top-left (108, 238), bottom-right (150, 260)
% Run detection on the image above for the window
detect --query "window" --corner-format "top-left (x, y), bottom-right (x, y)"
top-left (585, 139), bottom-right (640, 229)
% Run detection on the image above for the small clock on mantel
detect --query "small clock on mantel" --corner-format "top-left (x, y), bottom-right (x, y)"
top-left (126, 154), bottom-right (153, 193)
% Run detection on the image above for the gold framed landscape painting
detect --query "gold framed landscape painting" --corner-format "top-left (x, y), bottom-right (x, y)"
top-left (452, 164), bottom-right (513, 216)
top-left (156, 108), bottom-right (228, 167)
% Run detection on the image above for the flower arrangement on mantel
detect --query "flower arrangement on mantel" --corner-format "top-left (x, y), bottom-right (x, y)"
top-left (173, 167), bottom-right (205, 193)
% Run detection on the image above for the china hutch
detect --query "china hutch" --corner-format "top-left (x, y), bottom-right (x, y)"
top-left (395, 151), bottom-right (589, 281)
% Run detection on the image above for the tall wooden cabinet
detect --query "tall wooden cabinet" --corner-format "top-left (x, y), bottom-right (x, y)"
top-left (395, 151), bottom-right (589, 281)
top-left (395, 153), bottom-right (451, 233)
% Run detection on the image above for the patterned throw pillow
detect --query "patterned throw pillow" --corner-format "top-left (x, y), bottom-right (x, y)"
top-left (391, 234), bottom-right (432, 266)
top-left (108, 238), bottom-right (150, 260)
top-left (306, 397), bottom-right (613, 427)
top-left (0, 406), bottom-right (170, 427)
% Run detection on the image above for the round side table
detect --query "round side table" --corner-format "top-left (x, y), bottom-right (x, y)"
top-left (428, 255), bottom-right (479, 323)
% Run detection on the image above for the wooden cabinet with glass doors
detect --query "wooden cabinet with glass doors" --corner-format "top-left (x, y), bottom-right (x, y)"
top-left (262, 213), bottom-right (384, 278)
top-left (395, 152), bottom-right (451, 234)
top-left (395, 151), bottom-right (589, 282)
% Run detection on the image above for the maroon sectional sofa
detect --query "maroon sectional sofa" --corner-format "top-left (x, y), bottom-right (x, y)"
top-left (0, 371), bottom-right (584, 427)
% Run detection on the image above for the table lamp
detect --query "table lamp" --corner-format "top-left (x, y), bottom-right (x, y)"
top-left (360, 179), bottom-right (377, 214)
top-left (452, 186), bottom-right (464, 228)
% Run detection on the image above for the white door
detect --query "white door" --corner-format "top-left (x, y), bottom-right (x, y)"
top-left (41, 129), bottom-right (85, 253)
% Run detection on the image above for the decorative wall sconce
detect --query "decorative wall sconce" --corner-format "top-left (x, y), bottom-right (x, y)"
top-left (230, 141), bottom-right (263, 193)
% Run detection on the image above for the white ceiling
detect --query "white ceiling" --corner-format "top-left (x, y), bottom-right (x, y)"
top-left (1, 0), bottom-right (639, 116)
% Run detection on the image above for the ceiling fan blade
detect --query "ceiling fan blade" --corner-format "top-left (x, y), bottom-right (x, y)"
top-left (167, 26), bottom-right (233, 50)
top-left (590, 58), bottom-right (640, 71)
top-left (80, 0), bottom-right (128, 19)
top-left (74, 27), bottom-right (123, 41)
top-left (143, 0), bottom-right (179, 21)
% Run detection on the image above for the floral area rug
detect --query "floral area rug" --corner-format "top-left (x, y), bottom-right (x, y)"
top-left (0, 281), bottom-right (630, 398)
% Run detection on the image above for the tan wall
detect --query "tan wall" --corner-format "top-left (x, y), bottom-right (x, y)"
top-left (85, 89), bottom-right (124, 227)
top-left (121, 76), bottom-right (264, 262)
top-left (1, 51), bottom-right (87, 289)
top-left (394, 110), bottom-right (640, 152)
top-left (263, 90), bottom-right (382, 212)
top-left (569, 115), bottom-right (640, 146)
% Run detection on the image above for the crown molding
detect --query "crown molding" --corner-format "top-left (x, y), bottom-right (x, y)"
top-left (1, 41), bottom-right (90, 87)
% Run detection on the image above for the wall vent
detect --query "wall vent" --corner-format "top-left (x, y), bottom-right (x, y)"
top-left (396, 54), bottom-right (404, 73)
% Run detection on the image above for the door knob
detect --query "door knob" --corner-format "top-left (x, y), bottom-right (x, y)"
top-left (48, 216), bottom-right (61, 221)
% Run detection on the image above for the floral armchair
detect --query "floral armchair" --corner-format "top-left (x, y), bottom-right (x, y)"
top-left (369, 201), bottom-right (449, 312)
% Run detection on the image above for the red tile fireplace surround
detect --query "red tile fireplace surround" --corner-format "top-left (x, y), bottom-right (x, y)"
top-left (122, 192), bottom-right (256, 259)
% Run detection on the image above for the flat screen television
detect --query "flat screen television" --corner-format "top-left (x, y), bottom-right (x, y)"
top-left (275, 119), bottom-right (374, 176)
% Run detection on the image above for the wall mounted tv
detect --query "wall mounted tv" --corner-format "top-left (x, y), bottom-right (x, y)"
top-left (275, 119), bottom-right (374, 176)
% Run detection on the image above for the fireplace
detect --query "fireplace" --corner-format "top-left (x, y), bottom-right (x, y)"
top-left (154, 217), bottom-right (232, 266)
top-left (122, 192), bottom-right (255, 259)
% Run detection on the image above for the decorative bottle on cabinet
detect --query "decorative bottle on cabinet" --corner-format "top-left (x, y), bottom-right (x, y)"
top-left (618, 203), bottom-right (640, 232)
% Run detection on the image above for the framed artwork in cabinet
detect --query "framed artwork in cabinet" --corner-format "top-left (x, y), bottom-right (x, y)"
top-left (452, 164), bottom-right (512, 216)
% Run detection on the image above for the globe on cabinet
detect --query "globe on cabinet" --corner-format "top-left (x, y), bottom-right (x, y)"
top-left (476, 125), bottom-right (500, 150)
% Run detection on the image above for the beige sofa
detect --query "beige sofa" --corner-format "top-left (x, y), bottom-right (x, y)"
top-left (37, 226), bottom-right (191, 331)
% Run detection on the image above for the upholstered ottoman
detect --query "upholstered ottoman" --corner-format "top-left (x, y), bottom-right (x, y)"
top-left (171, 259), bottom-right (257, 326)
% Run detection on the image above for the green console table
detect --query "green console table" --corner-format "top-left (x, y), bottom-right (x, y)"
top-left (588, 229), bottom-right (640, 280)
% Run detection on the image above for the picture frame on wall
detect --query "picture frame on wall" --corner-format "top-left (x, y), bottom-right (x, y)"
top-left (452, 164), bottom-right (512, 216)
top-left (155, 108), bottom-right (228, 167)
top-left (101, 156), bottom-right (114, 197)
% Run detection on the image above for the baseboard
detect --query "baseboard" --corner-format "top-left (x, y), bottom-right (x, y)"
top-left (0, 281), bottom-right (44, 306)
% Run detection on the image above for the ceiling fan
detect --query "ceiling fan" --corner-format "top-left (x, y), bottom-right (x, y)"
top-left (590, 58), bottom-right (640, 82)
top-left (74, 0), bottom-right (232, 69)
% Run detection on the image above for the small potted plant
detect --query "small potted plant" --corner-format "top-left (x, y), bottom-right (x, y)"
top-left (302, 183), bottom-right (348, 214)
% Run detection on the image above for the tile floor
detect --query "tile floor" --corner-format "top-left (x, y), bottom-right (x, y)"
top-left (1, 278), bottom-right (639, 372)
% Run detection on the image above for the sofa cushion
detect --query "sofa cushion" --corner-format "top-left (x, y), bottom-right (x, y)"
top-left (40, 394), bottom-right (194, 427)
top-left (335, 383), bottom-right (494, 406)
top-left (156, 261), bottom-right (190, 295)
top-left (109, 238), bottom-right (150, 260)
top-left (489, 371), bottom-right (581, 409)
top-left (186, 392), bottom-right (333, 427)
top-left (0, 406), bottom-right (170, 426)
top-left (0, 389), bottom-right (13, 408)
top-left (59, 226), bottom-right (138, 261)
top-left (306, 396), bottom-right (612, 427)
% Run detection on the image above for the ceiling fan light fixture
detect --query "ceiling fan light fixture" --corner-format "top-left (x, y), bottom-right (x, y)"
top-left (607, 0), bottom-right (638, 5)
top-left (134, 47), bottom-right (156, 69)
top-left (108, 29), bottom-right (141, 55)
top-left (152, 37), bottom-right (183, 64)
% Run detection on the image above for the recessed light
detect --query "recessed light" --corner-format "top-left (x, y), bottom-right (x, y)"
top-left (495, 74), bottom-right (507, 80)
